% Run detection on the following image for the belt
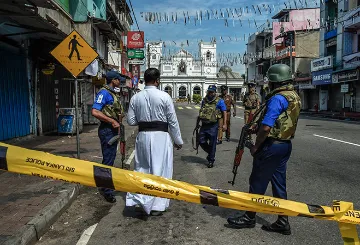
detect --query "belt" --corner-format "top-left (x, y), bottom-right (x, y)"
top-left (138, 121), bottom-right (169, 132)
top-left (227, 110), bottom-right (231, 112)
top-left (267, 138), bottom-right (291, 144)
top-left (245, 106), bottom-right (257, 110)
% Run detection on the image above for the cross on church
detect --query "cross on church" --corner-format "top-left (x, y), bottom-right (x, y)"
top-left (180, 42), bottom-right (184, 48)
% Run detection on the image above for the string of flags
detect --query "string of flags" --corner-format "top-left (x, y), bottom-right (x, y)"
top-left (140, 0), bottom-right (320, 27)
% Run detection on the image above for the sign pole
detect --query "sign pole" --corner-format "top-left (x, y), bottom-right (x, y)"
top-left (74, 78), bottom-right (80, 159)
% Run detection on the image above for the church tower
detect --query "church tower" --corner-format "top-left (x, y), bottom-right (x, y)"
top-left (199, 41), bottom-right (217, 78)
top-left (146, 41), bottom-right (163, 70)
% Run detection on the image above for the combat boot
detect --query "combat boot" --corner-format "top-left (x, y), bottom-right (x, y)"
top-left (227, 212), bottom-right (256, 229)
top-left (261, 215), bottom-right (291, 235)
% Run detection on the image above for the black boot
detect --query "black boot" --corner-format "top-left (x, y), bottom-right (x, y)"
top-left (227, 212), bottom-right (256, 229)
top-left (261, 215), bottom-right (291, 235)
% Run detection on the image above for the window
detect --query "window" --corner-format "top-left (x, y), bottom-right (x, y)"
top-left (152, 54), bottom-right (156, 59)
top-left (164, 65), bottom-right (171, 71)
top-left (92, 28), bottom-right (97, 48)
top-left (164, 86), bottom-right (172, 97)
top-left (178, 60), bottom-right (186, 75)
top-left (358, 34), bottom-right (360, 52)
top-left (193, 86), bottom-right (201, 95)
top-left (178, 86), bottom-right (186, 98)
top-left (265, 39), bottom-right (269, 48)
top-left (206, 51), bottom-right (212, 61)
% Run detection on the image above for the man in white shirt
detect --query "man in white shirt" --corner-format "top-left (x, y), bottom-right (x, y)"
top-left (125, 68), bottom-right (183, 216)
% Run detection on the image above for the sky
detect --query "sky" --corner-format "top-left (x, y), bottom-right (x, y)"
top-left (130, 0), bottom-right (319, 74)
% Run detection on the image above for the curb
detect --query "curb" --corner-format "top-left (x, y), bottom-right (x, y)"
top-left (3, 184), bottom-right (80, 245)
top-left (3, 127), bottom-right (137, 245)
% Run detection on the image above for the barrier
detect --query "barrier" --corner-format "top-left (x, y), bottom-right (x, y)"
top-left (0, 142), bottom-right (358, 244)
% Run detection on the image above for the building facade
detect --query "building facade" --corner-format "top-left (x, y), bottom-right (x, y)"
top-left (0, 0), bottom-right (132, 141)
top-left (146, 41), bottom-right (244, 99)
top-left (315, 0), bottom-right (360, 112)
top-left (245, 8), bottom-right (320, 105)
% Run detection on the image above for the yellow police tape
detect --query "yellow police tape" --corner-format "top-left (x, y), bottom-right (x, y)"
top-left (0, 142), bottom-right (359, 244)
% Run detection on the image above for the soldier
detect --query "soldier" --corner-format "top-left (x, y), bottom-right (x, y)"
top-left (227, 64), bottom-right (301, 235)
top-left (242, 81), bottom-right (260, 124)
top-left (195, 85), bottom-right (227, 168)
top-left (91, 71), bottom-right (125, 203)
top-left (217, 85), bottom-right (236, 144)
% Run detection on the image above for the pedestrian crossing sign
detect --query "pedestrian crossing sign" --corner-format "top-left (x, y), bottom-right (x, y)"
top-left (50, 30), bottom-right (98, 77)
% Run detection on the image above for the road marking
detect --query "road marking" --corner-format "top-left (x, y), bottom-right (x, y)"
top-left (186, 107), bottom-right (192, 109)
top-left (194, 106), bottom-right (200, 109)
top-left (126, 149), bottom-right (135, 166)
top-left (235, 116), bottom-right (244, 119)
top-left (313, 134), bottom-right (360, 147)
top-left (76, 223), bottom-right (98, 245)
top-left (237, 106), bottom-right (244, 109)
top-left (178, 107), bottom-right (183, 109)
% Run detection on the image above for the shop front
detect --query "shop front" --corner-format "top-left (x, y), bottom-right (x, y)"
top-left (312, 68), bottom-right (333, 111)
top-left (332, 68), bottom-right (359, 112)
top-left (297, 80), bottom-right (316, 110)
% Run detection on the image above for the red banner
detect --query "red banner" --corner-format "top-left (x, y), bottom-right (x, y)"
top-left (127, 31), bottom-right (144, 48)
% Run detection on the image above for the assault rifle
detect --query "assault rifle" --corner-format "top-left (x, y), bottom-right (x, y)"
top-left (228, 123), bottom-right (254, 186)
top-left (228, 104), bottom-right (265, 186)
top-left (192, 127), bottom-right (200, 154)
top-left (108, 114), bottom-right (126, 169)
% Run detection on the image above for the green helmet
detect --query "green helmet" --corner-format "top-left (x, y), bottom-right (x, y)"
top-left (266, 64), bottom-right (292, 83)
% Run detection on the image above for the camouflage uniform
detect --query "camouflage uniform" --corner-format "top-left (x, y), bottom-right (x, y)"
top-left (218, 94), bottom-right (234, 141)
top-left (243, 92), bottom-right (260, 124)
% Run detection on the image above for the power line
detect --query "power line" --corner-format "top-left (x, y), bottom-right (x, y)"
top-left (127, 0), bottom-right (144, 43)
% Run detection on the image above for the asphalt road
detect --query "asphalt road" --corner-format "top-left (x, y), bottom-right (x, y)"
top-left (37, 103), bottom-right (360, 245)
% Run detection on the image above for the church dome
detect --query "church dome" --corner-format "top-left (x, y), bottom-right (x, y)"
top-left (219, 66), bottom-right (232, 72)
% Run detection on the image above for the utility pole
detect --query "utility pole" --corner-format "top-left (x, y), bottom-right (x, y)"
top-left (289, 32), bottom-right (293, 74)
top-left (147, 42), bottom-right (150, 69)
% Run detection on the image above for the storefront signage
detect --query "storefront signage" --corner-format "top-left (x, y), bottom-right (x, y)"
top-left (337, 69), bottom-right (359, 83)
top-left (127, 31), bottom-right (144, 48)
top-left (127, 49), bottom-right (144, 59)
top-left (128, 59), bottom-right (145, 65)
top-left (312, 69), bottom-right (332, 85)
top-left (341, 84), bottom-right (349, 93)
top-left (298, 81), bottom-right (316, 89)
top-left (344, 55), bottom-right (360, 69)
top-left (325, 37), bottom-right (337, 48)
top-left (311, 56), bottom-right (333, 72)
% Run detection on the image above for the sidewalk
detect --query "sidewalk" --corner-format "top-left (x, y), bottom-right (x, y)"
top-left (301, 111), bottom-right (360, 121)
top-left (0, 123), bottom-right (137, 245)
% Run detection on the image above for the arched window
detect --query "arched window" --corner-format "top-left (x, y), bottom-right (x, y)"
top-left (206, 51), bottom-right (212, 61)
top-left (193, 86), bottom-right (201, 95)
top-left (269, 37), bottom-right (272, 46)
top-left (178, 86), bottom-right (187, 98)
top-left (164, 86), bottom-right (172, 97)
top-left (265, 39), bottom-right (269, 48)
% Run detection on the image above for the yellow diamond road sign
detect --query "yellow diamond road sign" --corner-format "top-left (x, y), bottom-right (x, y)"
top-left (50, 30), bottom-right (98, 77)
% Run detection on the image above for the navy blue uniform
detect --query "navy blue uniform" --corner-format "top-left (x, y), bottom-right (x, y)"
top-left (250, 94), bottom-right (290, 199)
top-left (92, 88), bottom-right (118, 198)
top-left (199, 99), bottom-right (227, 163)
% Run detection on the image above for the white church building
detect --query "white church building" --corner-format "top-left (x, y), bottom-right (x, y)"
top-left (146, 41), bottom-right (245, 101)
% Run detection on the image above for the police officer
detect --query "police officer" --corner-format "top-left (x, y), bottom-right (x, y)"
top-left (242, 81), bottom-right (260, 124)
top-left (91, 71), bottom-right (125, 203)
top-left (217, 85), bottom-right (236, 144)
top-left (227, 64), bottom-right (301, 235)
top-left (195, 85), bottom-right (227, 168)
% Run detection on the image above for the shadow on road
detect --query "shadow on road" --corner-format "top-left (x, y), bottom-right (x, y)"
top-left (181, 155), bottom-right (208, 166)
